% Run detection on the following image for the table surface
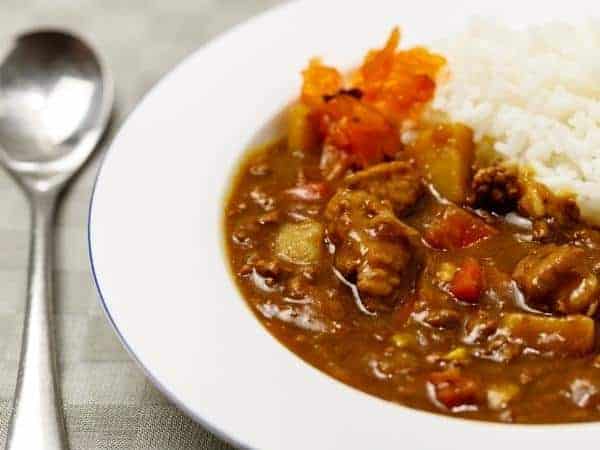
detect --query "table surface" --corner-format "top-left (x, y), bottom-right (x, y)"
top-left (0, 1), bottom-right (283, 448)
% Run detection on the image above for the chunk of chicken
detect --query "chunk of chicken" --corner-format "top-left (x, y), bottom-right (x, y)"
top-left (513, 244), bottom-right (600, 316)
top-left (470, 164), bottom-right (521, 214)
top-left (343, 161), bottom-right (423, 216)
top-left (470, 164), bottom-right (580, 227)
top-left (325, 188), bottom-right (419, 308)
top-left (518, 171), bottom-right (580, 225)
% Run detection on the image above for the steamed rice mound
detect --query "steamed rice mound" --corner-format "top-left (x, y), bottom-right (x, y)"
top-left (433, 19), bottom-right (600, 225)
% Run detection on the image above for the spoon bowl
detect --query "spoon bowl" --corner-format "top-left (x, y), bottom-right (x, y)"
top-left (0, 30), bottom-right (112, 191)
top-left (0, 29), bottom-right (113, 450)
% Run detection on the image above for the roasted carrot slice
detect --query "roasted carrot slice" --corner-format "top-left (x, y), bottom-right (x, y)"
top-left (450, 257), bottom-right (484, 303)
top-left (424, 207), bottom-right (497, 250)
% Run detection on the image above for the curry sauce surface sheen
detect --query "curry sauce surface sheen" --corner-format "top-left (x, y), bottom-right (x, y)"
top-left (225, 133), bottom-right (600, 424)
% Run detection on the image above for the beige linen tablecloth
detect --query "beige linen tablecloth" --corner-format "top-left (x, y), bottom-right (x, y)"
top-left (0, 1), bottom-right (282, 448)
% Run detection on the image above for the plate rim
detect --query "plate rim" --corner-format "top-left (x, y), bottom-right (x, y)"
top-left (87, 1), bottom-right (303, 447)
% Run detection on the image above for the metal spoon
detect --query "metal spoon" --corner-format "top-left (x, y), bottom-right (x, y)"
top-left (0, 30), bottom-right (113, 449)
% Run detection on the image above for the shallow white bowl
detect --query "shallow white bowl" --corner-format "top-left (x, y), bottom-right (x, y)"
top-left (89, 0), bottom-right (600, 448)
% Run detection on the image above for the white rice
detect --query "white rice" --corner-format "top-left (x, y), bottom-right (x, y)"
top-left (432, 18), bottom-right (600, 224)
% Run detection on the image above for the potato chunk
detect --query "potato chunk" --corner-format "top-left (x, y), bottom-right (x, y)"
top-left (287, 103), bottom-right (319, 152)
top-left (275, 220), bottom-right (323, 265)
top-left (500, 313), bottom-right (595, 356)
top-left (408, 123), bottom-right (474, 203)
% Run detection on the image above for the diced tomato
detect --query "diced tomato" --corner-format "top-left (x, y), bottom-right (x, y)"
top-left (428, 368), bottom-right (480, 410)
top-left (311, 94), bottom-right (400, 167)
top-left (450, 257), bottom-right (484, 303)
top-left (424, 207), bottom-right (497, 250)
top-left (283, 182), bottom-right (330, 202)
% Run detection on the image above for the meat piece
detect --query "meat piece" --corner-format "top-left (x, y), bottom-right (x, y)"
top-left (413, 261), bottom-right (463, 328)
top-left (470, 165), bottom-right (521, 214)
top-left (518, 171), bottom-right (580, 225)
top-left (470, 165), bottom-right (580, 226)
top-left (499, 313), bottom-right (595, 356)
top-left (343, 161), bottom-right (423, 216)
top-left (513, 244), bottom-right (600, 315)
top-left (513, 245), bottom-right (583, 303)
top-left (325, 188), bottom-right (419, 306)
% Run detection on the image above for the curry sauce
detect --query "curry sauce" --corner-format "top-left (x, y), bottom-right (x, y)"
top-left (224, 31), bottom-right (600, 423)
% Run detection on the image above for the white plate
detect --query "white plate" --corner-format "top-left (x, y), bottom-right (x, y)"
top-left (89, 0), bottom-right (600, 448)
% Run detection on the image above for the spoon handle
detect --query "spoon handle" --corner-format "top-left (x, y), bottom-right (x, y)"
top-left (6, 191), bottom-right (68, 450)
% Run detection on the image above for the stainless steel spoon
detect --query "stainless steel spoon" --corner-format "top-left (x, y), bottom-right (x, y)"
top-left (0, 30), bottom-right (113, 449)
